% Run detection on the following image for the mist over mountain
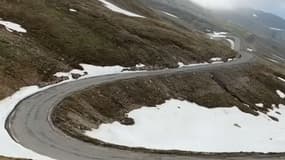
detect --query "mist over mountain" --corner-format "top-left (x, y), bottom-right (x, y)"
top-left (189, 0), bottom-right (285, 19)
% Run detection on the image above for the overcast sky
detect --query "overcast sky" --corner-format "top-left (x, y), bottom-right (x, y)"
top-left (190, 0), bottom-right (285, 18)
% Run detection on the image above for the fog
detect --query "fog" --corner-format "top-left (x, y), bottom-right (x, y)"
top-left (189, 0), bottom-right (285, 18)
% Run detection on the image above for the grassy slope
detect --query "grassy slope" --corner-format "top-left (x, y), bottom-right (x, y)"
top-left (0, 0), bottom-right (235, 98)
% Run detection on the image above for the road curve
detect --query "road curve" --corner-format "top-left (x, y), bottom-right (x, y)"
top-left (7, 37), bottom-right (280, 160)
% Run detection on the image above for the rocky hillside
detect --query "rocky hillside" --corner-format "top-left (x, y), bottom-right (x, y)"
top-left (0, 0), bottom-right (236, 99)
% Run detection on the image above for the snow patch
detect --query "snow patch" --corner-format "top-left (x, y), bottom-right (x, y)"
top-left (161, 11), bottom-right (178, 18)
top-left (269, 27), bottom-right (284, 31)
top-left (247, 48), bottom-right (253, 52)
top-left (54, 64), bottom-right (125, 80)
top-left (278, 77), bottom-right (285, 83)
top-left (85, 99), bottom-right (285, 153)
top-left (252, 14), bottom-right (258, 18)
top-left (207, 32), bottom-right (227, 39)
top-left (226, 38), bottom-right (235, 50)
top-left (178, 62), bottom-right (209, 68)
top-left (0, 19), bottom-right (27, 33)
top-left (135, 64), bottom-right (145, 68)
top-left (267, 58), bottom-right (279, 64)
top-left (69, 8), bottom-right (77, 12)
top-left (276, 90), bottom-right (285, 99)
top-left (210, 57), bottom-right (224, 64)
top-left (98, 0), bottom-right (145, 18)
top-left (255, 103), bottom-right (264, 108)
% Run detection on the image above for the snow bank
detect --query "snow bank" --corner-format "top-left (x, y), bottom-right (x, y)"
top-left (255, 103), bottom-right (264, 108)
top-left (278, 77), bottom-right (285, 82)
top-left (86, 99), bottom-right (285, 153)
top-left (267, 58), bottom-right (279, 64)
top-left (276, 90), bottom-right (285, 99)
top-left (98, 0), bottom-right (145, 18)
top-left (247, 48), bottom-right (253, 52)
top-left (161, 11), bottom-right (178, 18)
top-left (210, 57), bottom-right (224, 64)
top-left (226, 38), bottom-right (235, 50)
top-left (69, 8), bottom-right (77, 12)
top-left (207, 32), bottom-right (227, 39)
top-left (0, 19), bottom-right (27, 33)
top-left (178, 62), bottom-right (209, 68)
top-left (0, 86), bottom-right (53, 160)
top-left (135, 63), bottom-right (145, 68)
top-left (54, 64), bottom-right (125, 80)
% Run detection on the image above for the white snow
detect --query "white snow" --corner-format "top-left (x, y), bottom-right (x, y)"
top-left (207, 32), bottom-right (227, 39)
top-left (210, 57), bottom-right (224, 64)
top-left (269, 27), bottom-right (284, 31)
top-left (276, 90), bottom-right (285, 99)
top-left (226, 38), bottom-right (235, 50)
top-left (278, 77), bottom-right (285, 82)
top-left (247, 48), bottom-right (254, 52)
top-left (0, 86), bottom-right (53, 160)
top-left (0, 19), bottom-right (27, 33)
top-left (178, 62), bottom-right (209, 68)
top-left (210, 57), bottom-right (222, 61)
top-left (135, 63), bottom-right (145, 68)
top-left (98, 0), bottom-right (145, 18)
top-left (255, 103), bottom-right (264, 108)
top-left (253, 14), bottom-right (258, 18)
top-left (69, 8), bottom-right (77, 12)
top-left (227, 58), bottom-right (233, 62)
top-left (85, 99), bottom-right (285, 153)
top-left (161, 11), bottom-right (178, 18)
top-left (54, 64), bottom-right (125, 80)
top-left (267, 58), bottom-right (279, 64)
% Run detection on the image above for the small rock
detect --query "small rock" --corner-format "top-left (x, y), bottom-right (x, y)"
top-left (120, 117), bottom-right (135, 125)
top-left (234, 123), bottom-right (241, 128)
top-left (71, 73), bottom-right (82, 79)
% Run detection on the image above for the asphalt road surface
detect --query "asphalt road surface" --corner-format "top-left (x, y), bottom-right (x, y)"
top-left (7, 37), bottom-right (282, 160)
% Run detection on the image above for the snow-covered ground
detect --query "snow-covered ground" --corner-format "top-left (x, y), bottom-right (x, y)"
top-left (253, 14), bottom-right (258, 18)
top-left (276, 90), bottom-right (285, 99)
top-left (161, 11), bottom-right (178, 18)
top-left (0, 86), bottom-right (53, 160)
top-left (86, 99), bottom-right (285, 153)
top-left (98, 0), bottom-right (145, 18)
top-left (54, 64), bottom-right (127, 80)
top-left (0, 19), bottom-right (27, 33)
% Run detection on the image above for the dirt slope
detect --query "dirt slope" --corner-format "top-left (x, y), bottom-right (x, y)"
top-left (0, 0), bottom-right (235, 98)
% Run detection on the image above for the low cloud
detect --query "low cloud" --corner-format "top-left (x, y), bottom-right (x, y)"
top-left (189, 0), bottom-right (285, 17)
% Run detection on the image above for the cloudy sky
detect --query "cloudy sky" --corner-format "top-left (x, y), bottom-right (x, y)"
top-left (190, 0), bottom-right (285, 18)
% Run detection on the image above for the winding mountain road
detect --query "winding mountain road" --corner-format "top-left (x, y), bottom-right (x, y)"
top-left (7, 36), bottom-right (280, 160)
